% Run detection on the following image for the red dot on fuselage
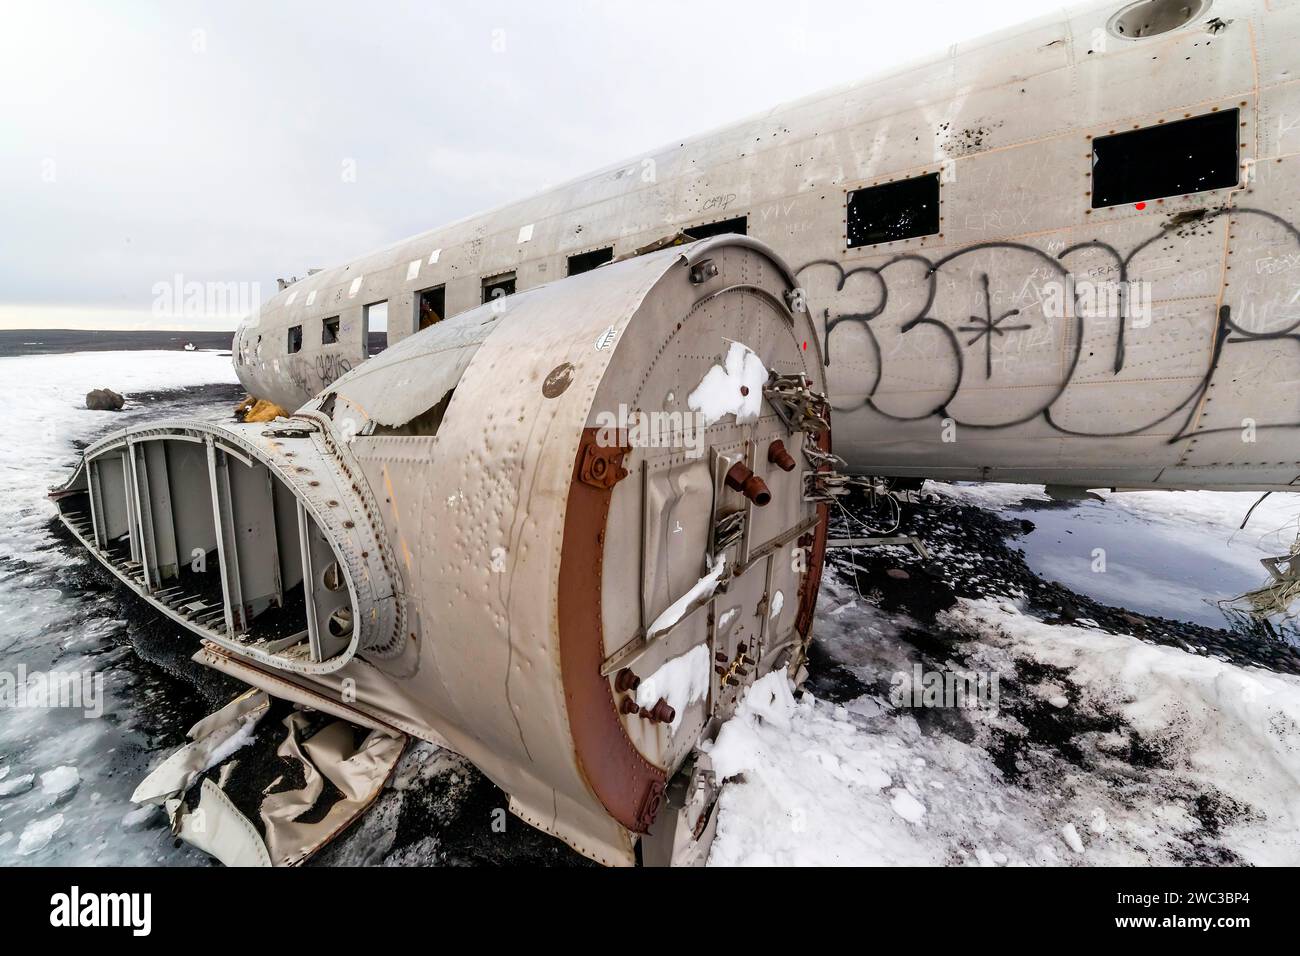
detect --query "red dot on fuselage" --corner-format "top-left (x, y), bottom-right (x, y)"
top-left (1135, 202), bottom-right (1147, 210)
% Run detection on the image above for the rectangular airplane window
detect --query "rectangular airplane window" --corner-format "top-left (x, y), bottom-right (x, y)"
top-left (287, 325), bottom-right (302, 354)
top-left (482, 272), bottom-right (516, 304)
top-left (417, 286), bottom-right (445, 330)
top-left (684, 216), bottom-right (747, 240)
top-left (322, 315), bottom-right (339, 344)
top-left (847, 173), bottom-right (940, 248)
top-left (1091, 109), bottom-right (1239, 208)
top-left (567, 247), bottom-right (614, 276)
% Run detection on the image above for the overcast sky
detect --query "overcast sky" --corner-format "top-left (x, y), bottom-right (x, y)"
top-left (0, 0), bottom-right (1064, 330)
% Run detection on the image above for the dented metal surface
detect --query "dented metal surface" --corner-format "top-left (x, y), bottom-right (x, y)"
top-left (323, 307), bottom-right (500, 430)
top-left (56, 237), bottom-right (828, 865)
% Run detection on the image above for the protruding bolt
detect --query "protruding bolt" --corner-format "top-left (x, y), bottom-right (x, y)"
top-left (724, 462), bottom-right (772, 507)
top-left (620, 696), bottom-right (641, 715)
top-left (647, 697), bottom-right (676, 724)
top-left (715, 651), bottom-right (728, 663)
top-left (768, 439), bottom-right (797, 472)
top-left (689, 259), bottom-right (719, 284)
top-left (614, 668), bottom-right (640, 692)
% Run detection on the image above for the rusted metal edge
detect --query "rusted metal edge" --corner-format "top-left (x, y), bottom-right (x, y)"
top-left (795, 422), bottom-right (831, 641)
top-left (558, 427), bottom-right (667, 834)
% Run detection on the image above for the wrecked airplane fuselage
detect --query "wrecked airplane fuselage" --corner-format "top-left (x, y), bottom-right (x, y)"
top-left (235, 0), bottom-right (1300, 496)
top-left (52, 237), bottom-right (831, 865)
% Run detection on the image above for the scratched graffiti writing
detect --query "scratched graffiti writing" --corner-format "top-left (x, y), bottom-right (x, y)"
top-left (797, 208), bottom-right (1300, 445)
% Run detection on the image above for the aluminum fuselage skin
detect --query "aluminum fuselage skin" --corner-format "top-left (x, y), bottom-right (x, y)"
top-left (235, 0), bottom-right (1300, 493)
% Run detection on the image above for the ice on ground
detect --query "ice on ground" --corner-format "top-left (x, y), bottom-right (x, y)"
top-left (0, 349), bottom-right (237, 866)
top-left (925, 479), bottom-right (1299, 560)
top-left (121, 805), bottom-right (162, 832)
top-left (1103, 489), bottom-right (1299, 552)
top-left (635, 644), bottom-right (710, 733)
top-left (687, 341), bottom-right (766, 426)
top-left (0, 774), bottom-right (35, 798)
top-left (0, 349), bottom-right (238, 570)
top-left (1061, 822), bottom-right (1085, 854)
top-left (928, 479), bottom-right (1299, 632)
top-left (39, 765), bottom-right (79, 799)
top-left (16, 813), bottom-right (63, 856)
top-left (705, 670), bottom-right (949, 866)
top-left (923, 481), bottom-right (1051, 510)
top-left (890, 788), bottom-right (926, 823)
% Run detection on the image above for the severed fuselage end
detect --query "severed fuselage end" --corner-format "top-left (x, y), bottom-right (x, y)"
top-left (51, 236), bottom-right (831, 866)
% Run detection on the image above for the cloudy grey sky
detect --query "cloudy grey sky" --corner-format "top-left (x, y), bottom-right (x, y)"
top-left (0, 0), bottom-right (1062, 330)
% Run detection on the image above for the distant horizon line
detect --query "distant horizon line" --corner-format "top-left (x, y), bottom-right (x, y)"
top-left (0, 327), bottom-right (236, 336)
top-left (0, 304), bottom-right (243, 333)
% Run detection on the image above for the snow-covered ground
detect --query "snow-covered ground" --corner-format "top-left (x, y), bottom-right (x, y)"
top-left (0, 350), bottom-right (239, 865)
top-left (704, 483), bottom-right (1300, 867)
top-left (0, 350), bottom-right (238, 570)
top-left (925, 480), bottom-right (1299, 552)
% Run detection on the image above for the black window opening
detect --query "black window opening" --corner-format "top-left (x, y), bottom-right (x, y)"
top-left (683, 216), bottom-right (747, 240)
top-left (1091, 109), bottom-right (1240, 208)
top-left (482, 272), bottom-right (516, 305)
top-left (417, 286), bottom-right (445, 330)
top-left (364, 300), bottom-right (388, 355)
top-left (847, 173), bottom-right (940, 248)
top-left (287, 325), bottom-right (302, 354)
top-left (322, 315), bottom-right (340, 345)
top-left (567, 246), bottom-right (614, 276)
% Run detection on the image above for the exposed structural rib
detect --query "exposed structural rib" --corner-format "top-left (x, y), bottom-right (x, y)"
top-left (51, 420), bottom-right (403, 674)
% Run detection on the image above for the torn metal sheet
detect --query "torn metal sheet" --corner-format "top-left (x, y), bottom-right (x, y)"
top-left (327, 309), bottom-right (500, 429)
top-left (133, 689), bottom-right (405, 867)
